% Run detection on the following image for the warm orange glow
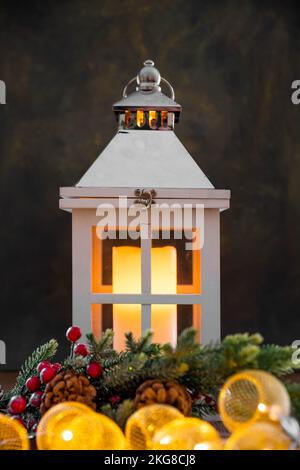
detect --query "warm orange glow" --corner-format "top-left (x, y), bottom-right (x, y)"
top-left (112, 246), bottom-right (177, 350)
top-left (151, 248), bottom-right (177, 346)
top-left (161, 110), bottom-right (168, 127)
top-left (125, 110), bottom-right (131, 126)
top-left (136, 110), bottom-right (146, 127)
top-left (149, 110), bottom-right (157, 128)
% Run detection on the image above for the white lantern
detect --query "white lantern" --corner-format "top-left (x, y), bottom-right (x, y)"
top-left (60, 60), bottom-right (230, 349)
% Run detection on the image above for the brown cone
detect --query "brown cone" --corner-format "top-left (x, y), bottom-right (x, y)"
top-left (40, 370), bottom-right (97, 415)
top-left (134, 379), bottom-right (192, 416)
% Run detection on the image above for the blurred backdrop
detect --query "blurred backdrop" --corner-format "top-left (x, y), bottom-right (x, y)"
top-left (0, 0), bottom-right (300, 368)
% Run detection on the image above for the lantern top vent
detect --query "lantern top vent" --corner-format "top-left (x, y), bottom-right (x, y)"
top-left (113, 60), bottom-right (181, 126)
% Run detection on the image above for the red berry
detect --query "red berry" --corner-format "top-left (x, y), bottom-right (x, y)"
top-left (66, 326), bottom-right (81, 342)
top-left (86, 362), bottom-right (102, 379)
top-left (109, 395), bottom-right (121, 406)
top-left (52, 362), bottom-right (62, 373)
top-left (74, 343), bottom-right (88, 357)
top-left (25, 376), bottom-right (41, 392)
top-left (8, 396), bottom-right (27, 415)
top-left (29, 391), bottom-right (43, 408)
top-left (37, 360), bottom-right (51, 373)
top-left (40, 366), bottom-right (55, 384)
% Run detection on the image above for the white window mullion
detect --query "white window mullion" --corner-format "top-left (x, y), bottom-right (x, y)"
top-left (141, 210), bottom-right (152, 333)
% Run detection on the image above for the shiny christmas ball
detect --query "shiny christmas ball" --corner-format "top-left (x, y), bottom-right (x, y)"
top-left (29, 391), bottom-right (43, 408)
top-left (93, 413), bottom-right (126, 450)
top-left (86, 362), bottom-right (103, 379)
top-left (40, 366), bottom-right (56, 384)
top-left (37, 402), bottom-right (102, 450)
top-left (218, 370), bottom-right (291, 432)
top-left (225, 421), bottom-right (291, 450)
top-left (152, 417), bottom-right (223, 450)
top-left (0, 413), bottom-right (29, 450)
top-left (66, 326), bottom-right (82, 342)
top-left (11, 415), bottom-right (26, 427)
top-left (125, 404), bottom-right (183, 450)
top-left (25, 376), bottom-right (41, 392)
top-left (37, 360), bottom-right (51, 373)
top-left (74, 343), bottom-right (88, 357)
top-left (8, 396), bottom-right (27, 415)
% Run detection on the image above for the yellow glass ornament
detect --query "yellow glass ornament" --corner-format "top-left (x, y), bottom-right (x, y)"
top-left (225, 420), bottom-right (291, 450)
top-left (125, 404), bottom-right (183, 450)
top-left (36, 402), bottom-right (101, 450)
top-left (218, 370), bottom-right (291, 432)
top-left (0, 413), bottom-right (29, 450)
top-left (152, 417), bottom-right (222, 450)
top-left (93, 413), bottom-right (126, 450)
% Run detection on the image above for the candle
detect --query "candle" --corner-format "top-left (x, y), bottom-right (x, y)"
top-left (112, 246), bottom-right (177, 350)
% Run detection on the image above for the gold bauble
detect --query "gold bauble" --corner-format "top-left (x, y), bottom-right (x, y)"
top-left (0, 413), bottom-right (29, 450)
top-left (225, 420), bottom-right (291, 450)
top-left (125, 404), bottom-right (183, 450)
top-left (36, 401), bottom-right (101, 450)
top-left (93, 413), bottom-right (126, 450)
top-left (218, 370), bottom-right (291, 432)
top-left (152, 417), bottom-right (222, 450)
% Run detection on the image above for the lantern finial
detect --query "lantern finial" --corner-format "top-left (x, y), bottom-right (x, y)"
top-left (137, 60), bottom-right (161, 92)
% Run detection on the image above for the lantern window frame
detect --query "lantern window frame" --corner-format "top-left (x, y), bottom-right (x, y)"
top-left (60, 187), bottom-right (230, 344)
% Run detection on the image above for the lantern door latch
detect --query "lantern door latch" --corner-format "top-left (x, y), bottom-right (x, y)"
top-left (134, 189), bottom-right (156, 209)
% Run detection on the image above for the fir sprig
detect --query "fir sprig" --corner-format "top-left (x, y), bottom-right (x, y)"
top-left (0, 339), bottom-right (58, 406)
top-left (285, 382), bottom-right (300, 422)
top-left (86, 329), bottom-right (115, 361)
top-left (258, 344), bottom-right (296, 375)
top-left (125, 330), bottom-right (161, 357)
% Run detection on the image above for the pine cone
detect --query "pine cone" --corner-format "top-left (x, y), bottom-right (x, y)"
top-left (134, 380), bottom-right (192, 416)
top-left (40, 370), bottom-right (97, 415)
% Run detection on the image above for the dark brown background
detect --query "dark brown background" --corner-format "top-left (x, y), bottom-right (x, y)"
top-left (0, 0), bottom-right (300, 369)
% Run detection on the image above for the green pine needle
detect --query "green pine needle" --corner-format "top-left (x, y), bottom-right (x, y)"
top-left (3, 339), bottom-right (58, 403)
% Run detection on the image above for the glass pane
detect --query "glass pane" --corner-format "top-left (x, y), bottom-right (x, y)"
top-left (150, 304), bottom-right (201, 346)
top-left (151, 230), bottom-right (201, 294)
top-left (91, 303), bottom-right (201, 350)
top-left (91, 303), bottom-right (141, 351)
top-left (136, 109), bottom-right (146, 128)
top-left (92, 227), bottom-right (141, 294)
top-left (149, 110), bottom-right (158, 129)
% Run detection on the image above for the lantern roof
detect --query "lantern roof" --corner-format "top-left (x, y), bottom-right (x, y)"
top-left (112, 60), bottom-right (181, 117)
top-left (76, 130), bottom-right (214, 189)
top-left (113, 90), bottom-right (181, 112)
top-left (60, 60), bottom-right (230, 210)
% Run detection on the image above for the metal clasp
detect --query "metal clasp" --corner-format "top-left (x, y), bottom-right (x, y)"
top-left (134, 189), bottom-right (156, 209)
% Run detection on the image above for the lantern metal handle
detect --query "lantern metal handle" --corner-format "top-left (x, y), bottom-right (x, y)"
top-left (134, 189), bottom-right (156, 209)
top-left (123, 77), bottom-right (175, 100)
top-left (160, 77), bottom-right (175, 100)
top-left (123, 77), bottom-right (137, 98)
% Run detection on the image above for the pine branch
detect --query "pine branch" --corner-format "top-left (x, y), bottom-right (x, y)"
top-left (99, 399), bottom-right (135, 429)
top-left (115, 399), bottom-right (135, 429)
top-left (62, 356), bottom-right (89, 374)
top-left (285, 382), bottom-right (300, 422)
top-left (1, 339), bottom-right (58, 405)
top-left (257, 344), bottom-right (298, 375)
top-left (125, 330), bottom-right (161, 357)
top-left (86, 329), bottom-right (115, 361)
